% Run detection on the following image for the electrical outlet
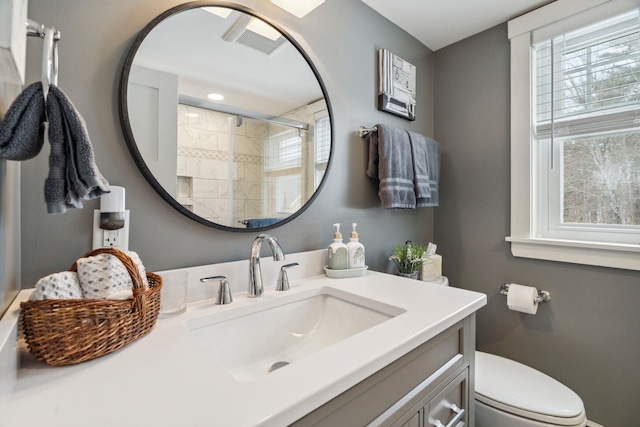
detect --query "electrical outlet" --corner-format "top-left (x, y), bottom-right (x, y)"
top-left (103, 229), bottom-right (120, 247)
top-left (92, 210), bottom-right (130, 251)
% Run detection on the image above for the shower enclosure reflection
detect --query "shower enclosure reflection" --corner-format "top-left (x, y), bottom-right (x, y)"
top-left (174, 100), bottom-right (329, 228)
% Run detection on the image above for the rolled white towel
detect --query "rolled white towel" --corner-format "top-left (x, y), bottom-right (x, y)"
top-left (106, 289), bottom-right (133, 300)
top-left (126, 250), bottom-right (149, 288)
top-left (30, 271), bottom-right (83, 300)
top-left (77, 253), bottom-right (132, 299)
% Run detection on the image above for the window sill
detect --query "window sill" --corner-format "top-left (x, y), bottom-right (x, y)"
top-left (506, 237), bottom-right (640, 271)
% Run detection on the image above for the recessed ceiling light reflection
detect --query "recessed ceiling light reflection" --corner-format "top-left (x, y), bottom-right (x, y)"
top-left (185, 112), bottom-right (199, 118)
top-left (207, 93), bottom-right (225, 101)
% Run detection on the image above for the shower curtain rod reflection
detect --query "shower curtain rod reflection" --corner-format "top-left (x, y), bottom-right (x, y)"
top-left (179, 94), bottom-right (309, 131)
top-left (234, 113), bottom-right (308, 132)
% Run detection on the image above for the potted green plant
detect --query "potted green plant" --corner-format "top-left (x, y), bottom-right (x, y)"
top-left (389, 241), bottom-right (427, 279)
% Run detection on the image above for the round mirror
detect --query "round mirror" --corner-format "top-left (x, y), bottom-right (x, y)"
top-left (119, 1), bottom-right (333, 231)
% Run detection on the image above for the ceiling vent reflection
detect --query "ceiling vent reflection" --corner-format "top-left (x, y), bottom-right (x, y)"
top-left (222, 15), bottom-right (287, 56)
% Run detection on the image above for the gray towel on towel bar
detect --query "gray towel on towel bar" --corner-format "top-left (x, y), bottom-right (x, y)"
top-left (407, 131), bottom-right (431, 199)
top-left (366, 124), bottom-right (416, 209)
top-left (0, 82), bottom-right (46, 161)
top-left (45, 85), bottom-right (110, 213)
top-left (407, 131), bottom-right (440, 207)
top-left (244, 218), bottom-right (280, 228)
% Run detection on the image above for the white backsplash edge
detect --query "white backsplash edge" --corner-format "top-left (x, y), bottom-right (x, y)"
top-left (0, 291), bottom-right (29, 412)
top-left (157, 249), bottom-right (328, 304)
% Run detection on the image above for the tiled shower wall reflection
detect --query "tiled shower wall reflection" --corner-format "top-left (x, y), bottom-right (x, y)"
top-left (177, 104), bottom-right (266, 227)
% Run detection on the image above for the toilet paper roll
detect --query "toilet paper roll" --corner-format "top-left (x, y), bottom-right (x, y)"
top-left (506, 283), bottom-right (538, 315)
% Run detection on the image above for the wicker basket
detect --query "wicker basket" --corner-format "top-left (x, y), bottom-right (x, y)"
top-left (19, 248), bottom-right (162, 366)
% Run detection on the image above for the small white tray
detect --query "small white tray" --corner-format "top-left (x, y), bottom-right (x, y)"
top-left (324, 265), bottom-right (368, 278)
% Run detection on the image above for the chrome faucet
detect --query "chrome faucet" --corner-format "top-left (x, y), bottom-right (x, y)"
top-left (249, 234), bottom-right (285, 297)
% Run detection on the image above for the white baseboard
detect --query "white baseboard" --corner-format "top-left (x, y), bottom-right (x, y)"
top-left (588, 420), bottom-right (606, 427)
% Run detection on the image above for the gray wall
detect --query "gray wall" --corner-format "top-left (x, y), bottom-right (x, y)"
top-left (21, 1), bottom-right (434, 286)
top-left (0, 84), bottom-right (21, 316)
top-left (434, 23), bottom-right (640, 427)
top-left (10, 2), bottom-right (640, 426)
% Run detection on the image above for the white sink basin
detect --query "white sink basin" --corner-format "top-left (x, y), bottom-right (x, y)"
top-left (184, 286), bottom-right (405, 381)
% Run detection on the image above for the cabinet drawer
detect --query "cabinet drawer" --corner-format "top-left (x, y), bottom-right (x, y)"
top-left (424, 370), bottom-right (467, 427)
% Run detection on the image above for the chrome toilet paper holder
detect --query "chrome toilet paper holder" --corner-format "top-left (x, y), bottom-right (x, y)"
top-left (500, 283), bottom-right (551, 303)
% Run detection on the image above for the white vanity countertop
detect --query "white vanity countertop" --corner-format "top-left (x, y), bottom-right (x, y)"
top-left (1, 271), bottom-right (486, 427)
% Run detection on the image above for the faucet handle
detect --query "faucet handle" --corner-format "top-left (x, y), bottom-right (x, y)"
top-left (276, 263), bottom-right (299, 292)
top-left (200, 276), bottom-right (233, 305)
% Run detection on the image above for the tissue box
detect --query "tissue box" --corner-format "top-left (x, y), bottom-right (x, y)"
top-left (421, 254), bottom-right (442, 281)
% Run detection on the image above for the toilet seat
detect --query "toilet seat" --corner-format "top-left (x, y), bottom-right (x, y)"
top-left (475, 351), bottom-right (586, 426)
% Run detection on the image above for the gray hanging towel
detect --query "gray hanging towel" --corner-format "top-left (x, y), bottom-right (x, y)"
top-left (407, 131), bottom-right (431, 199)
top-left (407, 131), bottom-right (440, 207)
top-left (45, 85), bottom-right (110, 214)
top-left (366, 123), bottom-right (416, 209)
top-left (0, 82), bottom-right (46, 160)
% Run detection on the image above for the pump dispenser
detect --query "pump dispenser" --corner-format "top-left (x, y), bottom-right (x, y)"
top-left (346, 223), bottom-right (365, 269)
top-left (328, 223), bottom-right (348, 270)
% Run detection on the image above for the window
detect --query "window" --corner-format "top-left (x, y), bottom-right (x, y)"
top-left (314, 112), bottom-right (331, 187)
top-left (263, 100), bottom-right (330, 217)
top-left (265, 129), bottom-right (302, 172)
top-left (535, 9), bottom-right (640, 243)
top-left (265, 127), bottom-right (303, 215)
top-left (508, 0), bottom-right (640, 270)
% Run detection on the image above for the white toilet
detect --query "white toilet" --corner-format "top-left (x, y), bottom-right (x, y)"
top-left (421, 277), bottom-right (587, 427)
top-left (475, 352), bottom-right (587, 427)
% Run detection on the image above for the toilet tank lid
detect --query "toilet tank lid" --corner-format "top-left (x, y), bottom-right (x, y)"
top-left (475, 351), bottom-right (585, 419)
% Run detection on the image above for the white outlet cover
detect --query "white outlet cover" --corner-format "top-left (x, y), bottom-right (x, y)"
top-left (92, 210), bottom-right (130, 251)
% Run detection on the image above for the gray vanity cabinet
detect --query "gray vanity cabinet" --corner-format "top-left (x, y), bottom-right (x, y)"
top-left (291, 314), bottom-right (476, 427)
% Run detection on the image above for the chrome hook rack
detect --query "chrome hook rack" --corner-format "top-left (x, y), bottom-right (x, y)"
top-left (26, 19), bottom-right (61, 41)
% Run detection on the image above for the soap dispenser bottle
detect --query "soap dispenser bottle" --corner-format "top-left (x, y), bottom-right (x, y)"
top-left (346, 223), bottom-right (365, 269)
top-left (328, 223), bottom-right (348, 270)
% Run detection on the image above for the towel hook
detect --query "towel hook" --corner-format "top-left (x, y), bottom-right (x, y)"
top-left (26, 19), bottom-right (61, 41)
top-left (41, 27), bottom-right (59, 102)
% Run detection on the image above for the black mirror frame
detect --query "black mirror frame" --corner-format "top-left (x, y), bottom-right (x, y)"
top-left (118, 0), bottom-right (334, 232)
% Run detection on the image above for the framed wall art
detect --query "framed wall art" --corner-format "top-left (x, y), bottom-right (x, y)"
top-left (378, 48), bottom-right (416, 121)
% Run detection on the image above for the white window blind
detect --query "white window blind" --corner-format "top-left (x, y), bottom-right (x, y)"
top-left (315, 115), bottom-right (330, 165)
top-left (314, 113), bottom-right (330, 187)
top-left (266, 128), bottom-right (302, 172)
top-left (534, 9), bottom-right (640, 140)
